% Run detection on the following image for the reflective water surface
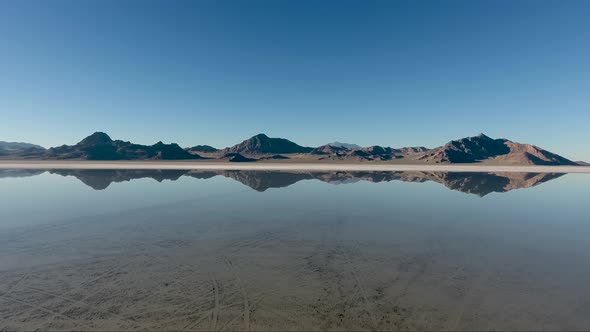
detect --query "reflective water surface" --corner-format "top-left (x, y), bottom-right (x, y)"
top-left (1, 169), bottom-right (589, 330)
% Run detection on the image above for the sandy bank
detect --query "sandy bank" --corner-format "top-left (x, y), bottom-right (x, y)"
top-left (0, 160), bottom-right (589, 173)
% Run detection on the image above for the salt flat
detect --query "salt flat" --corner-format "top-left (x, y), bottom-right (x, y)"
top-left (2, 171), bottom-right (590, 330)
top-left (0, 160), bottom-right (589, 173)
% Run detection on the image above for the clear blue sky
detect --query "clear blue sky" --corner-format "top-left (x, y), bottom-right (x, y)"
top-left (1, 0), bottom-right (589, 160)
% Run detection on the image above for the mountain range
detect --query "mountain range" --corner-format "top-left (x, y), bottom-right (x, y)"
top-left (0, 132), bottom-right (582, 165)
top-left (4, 132), bottom-right (202, 160)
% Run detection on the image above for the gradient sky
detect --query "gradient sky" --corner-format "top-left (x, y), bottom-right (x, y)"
top-left (1, 0), bottom-right (589, 160)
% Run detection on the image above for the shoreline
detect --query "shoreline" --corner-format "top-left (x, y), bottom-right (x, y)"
top-left (0, 160), bottom-right (589, 173)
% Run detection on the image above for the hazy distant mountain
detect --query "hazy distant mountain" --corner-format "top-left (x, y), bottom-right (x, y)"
top-left (186, 145), bottom-right (219, 153)
top-left (224, 133), bottom-right (313, 155)
top-left (45, 132), bottom-right (203, 160)
top-left (0, 141), bottom-right (45, 156)
top-left (418, 133), bottom-right (576, 165)
top-left (326, 142), bottom-right (362, 149)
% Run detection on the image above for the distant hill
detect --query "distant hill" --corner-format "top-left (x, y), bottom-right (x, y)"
top-left (316, 145), bottom-right (404, 161)
top-left (0, 141), bottom-right (45, 156)
top-left (260, 154), bottom-right (290, 160)
top-left (310, 144), bottom-right (349, 155)
top-left (326, 142), bottom-right (362, 149)
top-left (398, 146), bottom-right (430, 154)
top-left (186, 145), bottom-right (219, 153)
top-left (224, 133), bottom-right (313, 155)
top-left (347, 146), bottom-right (400, 161)
top-left (44, 132), bottom-right (203, 160)
top-left (223, 153), bottom-right (257, 162)
top-left (418, 133), bottom-right (576, 165)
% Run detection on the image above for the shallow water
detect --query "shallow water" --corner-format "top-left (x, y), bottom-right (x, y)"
top-left (1, 170), bottom-right (589, 330)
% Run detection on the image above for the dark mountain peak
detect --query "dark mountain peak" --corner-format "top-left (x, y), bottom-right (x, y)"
top-left (418, 134), bottom-right (575, 165)
top-left (45, 133), bottom-right (203, 160)
top-left (475, 133), bottom-right (492, 140)
top-left (253, 133), bottom-right (270, 140)
top-left (455, 133), bottom-right (495, 145)
top-left (423, 134), bottom-right (510, 163)
top-left (78, 132), bottom-right (113, 146)
top-left (247, 134), bottom-right (272, 145)
top-left (226, 134), bottom-right (312, 155)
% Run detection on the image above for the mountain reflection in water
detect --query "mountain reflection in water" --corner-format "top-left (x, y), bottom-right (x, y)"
top-left (1, 169), bottom-right (564, 197)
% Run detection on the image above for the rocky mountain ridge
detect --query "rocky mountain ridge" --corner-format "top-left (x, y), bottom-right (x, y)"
top-left (0, 132), bottom-right (582, 165)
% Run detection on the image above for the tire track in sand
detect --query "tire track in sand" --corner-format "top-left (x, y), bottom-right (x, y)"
top-left (223, 257), bottom-right (250, 331)
top-left (341, 247), bottom-right (379, 331)
top-left (210, 275), bottom-right (220, 331)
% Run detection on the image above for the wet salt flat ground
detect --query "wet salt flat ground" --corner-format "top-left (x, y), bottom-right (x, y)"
top-left (1, 170), bottom-right (590, 331)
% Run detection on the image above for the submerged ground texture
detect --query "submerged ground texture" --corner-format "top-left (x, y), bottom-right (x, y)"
top-left (1, 195), bottom-right (590, 332)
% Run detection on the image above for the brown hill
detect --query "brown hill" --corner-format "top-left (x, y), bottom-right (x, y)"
top-left (335, 146), bottom-right (402, 161)
top-left (398, 146), bottom-right (430, 154)
top-left (418, 133), bottom-right (576, 165)
top-left (224, 133), bottom-right (312, 155)
top-left (310, 144), bottom-right (349, 155)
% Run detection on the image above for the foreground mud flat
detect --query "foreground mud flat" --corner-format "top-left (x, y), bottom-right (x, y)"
top-left (1, 190), bottom-right (590, 331)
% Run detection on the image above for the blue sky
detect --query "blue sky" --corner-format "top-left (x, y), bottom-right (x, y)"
top-left (1, 0), bottom-right (589, 160)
